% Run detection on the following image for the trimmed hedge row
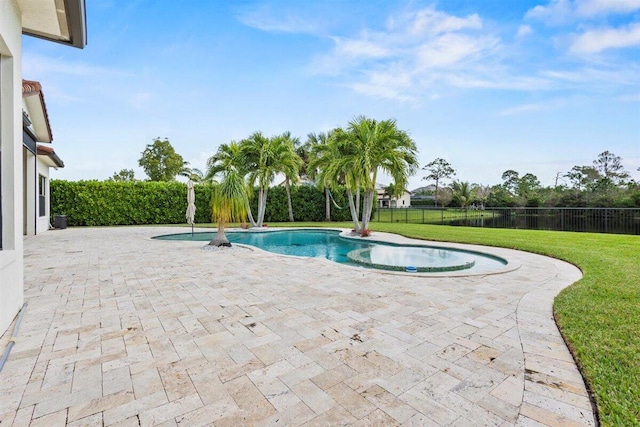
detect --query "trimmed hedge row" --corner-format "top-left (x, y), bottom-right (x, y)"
top-left (50, 180), bottom-right (355, 226)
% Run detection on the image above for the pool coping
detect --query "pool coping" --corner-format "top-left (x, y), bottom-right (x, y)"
top-left (151, 227), bottom-right (523, 278)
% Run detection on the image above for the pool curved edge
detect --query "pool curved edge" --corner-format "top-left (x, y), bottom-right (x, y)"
top-left (152, 227), bottom-right (522, 277)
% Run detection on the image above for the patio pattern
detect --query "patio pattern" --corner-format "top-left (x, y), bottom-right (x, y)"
top-left (0, 226), bottom-right (596, 426)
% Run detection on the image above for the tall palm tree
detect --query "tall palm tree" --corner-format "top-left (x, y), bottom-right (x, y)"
top-left (240, 132), bottom-right (299, 227)
top-left (306, 131), bottom-right (335, 221)
top-left (311, 128), bottom-right (366, 231)
top-left (337, 116), bottom-right (419, 233)
top-left (276, 132), bottom-right (303, 222)
top-left (209, 169), bottom-right (248, 246)
top-left (206, 142), bottom-right (256, 226)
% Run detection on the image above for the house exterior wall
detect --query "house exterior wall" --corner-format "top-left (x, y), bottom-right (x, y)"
top-left (36, 157), bottom-right (50, 234)
top-left (0, 0), bottom-right (25, 334)
top-left (397, 191), bottom-right (411, 208)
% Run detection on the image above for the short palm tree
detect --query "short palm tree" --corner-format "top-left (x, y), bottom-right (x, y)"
top-left (209, 169), bottom-right (248, 247)
top-left (451, 180), bottom-right (473, 209)
top-left (206, 141), bottom-right (256, 226)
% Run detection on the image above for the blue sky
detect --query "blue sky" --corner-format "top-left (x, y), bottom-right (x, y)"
top-left (23, 0), bottom-right (640, 189)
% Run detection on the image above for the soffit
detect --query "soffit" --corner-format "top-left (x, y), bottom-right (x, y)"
top-left (19, 0), bottom-right (87, 48)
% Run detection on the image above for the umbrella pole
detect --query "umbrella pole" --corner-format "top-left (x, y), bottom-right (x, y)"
top-left (191, 223), bottom-right (194, 237)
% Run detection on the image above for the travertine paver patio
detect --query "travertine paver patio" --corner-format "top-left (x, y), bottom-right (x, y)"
top-left (0, 226), bottom-right (596, 426)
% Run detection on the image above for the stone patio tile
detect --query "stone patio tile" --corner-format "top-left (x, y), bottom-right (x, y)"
top-left (490, 374), bottom-right (524, 407)
top-left (253, 401), bottom-right (316, 427)
top-left (0, 226), bottom-right (596, 427)
top-left (361, 384), bottom-right (418, 424)
top-left (67, 390), bottom-right (135, 422)
top-left (131, 368), bottom-right (164, 398)
top-left (300, 405), bottom-right (358, 426)
top-left (523, 390), bottom-right (596, 426)
top-left (103, 365), bottom-right (133, 396)
top-left (290, 379), bottom-right (336, 415)
top-left (102, 391), bottom-right (168, 426)
top-left (10, 405), bottom-right (34, 427)
top-left (310, 363), bottom-right (356, 391)
top-left (29, 408), bottom-right (67, 427)
top-left (224, 375), bottom-right (277, 421)
top-left (67, 413), bottom-right (103, 427)
top-left (174, 397), bottom-right (240, 427)
top-left (478, 393), bottom-right (520, 422)
top-left (399, 387), bottom-right (458, 425)
top-left (518, 402), bottom-right (593, 427)
top-left (137, 392), bottom-right (203, 427)
top-left (524, 379), bottom-right (592, 411)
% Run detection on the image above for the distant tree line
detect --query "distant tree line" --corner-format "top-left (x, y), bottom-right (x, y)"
top-left (418, 151), bottom-right (639, 208)
top-left (106, 136), bottom-right (638, 221)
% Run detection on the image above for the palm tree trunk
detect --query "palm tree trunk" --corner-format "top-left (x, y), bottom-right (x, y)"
top-left (347, 188), bottom-right (360, 233)
top-left (346, 188), bottom-right (361, 233)
top-left (257, 187), bottom-right (269, 226)
top-left (362, 189), bottom-right (375, 231)
top-left (355, 187), bottom-right (361, 222)
top-left (285, 178), bottom-right (294, 222)
top-left (209, 222), bottom-right (230, 246)
top-left (324, 187), bottom-right (331, 221)
top-left (256, 189), bottom-right (264, 227)
top-left (246, 198), bottom-right (257, 227)
top-left (434, 179), bottom-right (439, 208)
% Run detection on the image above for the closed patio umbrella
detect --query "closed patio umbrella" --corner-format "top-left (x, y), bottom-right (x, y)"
top-left (186, 180), bottom-right (196, 236)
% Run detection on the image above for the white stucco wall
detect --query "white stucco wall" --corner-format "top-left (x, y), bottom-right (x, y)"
top-left (36, 157), bottom-right (50, 234)
top-left (397, 192), bottom-right (411, 208)
top-left (0, 0), bottom-right (25, 334)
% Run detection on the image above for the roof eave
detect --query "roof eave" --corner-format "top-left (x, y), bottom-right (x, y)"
top-left (22, 0), bottom-right (87, 49)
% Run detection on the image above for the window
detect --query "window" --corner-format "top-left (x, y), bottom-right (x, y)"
top-left (39, 174), bottom-right (46, 217)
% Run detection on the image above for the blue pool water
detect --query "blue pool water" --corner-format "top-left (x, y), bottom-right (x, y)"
top-left (153, 229), bottom-right (507, 273)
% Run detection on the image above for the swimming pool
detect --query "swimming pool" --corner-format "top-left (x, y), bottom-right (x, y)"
top-left (153, 229), bottom-right (508, 274)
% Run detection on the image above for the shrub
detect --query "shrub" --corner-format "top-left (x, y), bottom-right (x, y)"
top-left (50, 180), bottom-right (358, 226)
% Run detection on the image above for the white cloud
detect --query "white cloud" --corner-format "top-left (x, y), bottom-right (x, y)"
top-left (526, 0), bottom-right (574, 24)
top-left (570, 22), bottom-right (640, 53)
top-left (526, 0), bottom-right (640, 22)
top-left (22, 52), bottom-right (128, 78)
top-left (402, 8), bottom-right (482, 36)
top-left (617, 92), bottom-right (640, 102)
top-left (577, 0), bottom-right (640, 16)
top-left (517, 25), bottom-right (533, 38)
top-left (332, 37), bottom-right (390, 59)
top-left (306, 7), bottom-right (503, 101)
top-left (237, 5), bottom-right (319, 34)
top-left (498, 104), bottom-right (549, 116)
top-left (416, 33), bottom-right (499, 69)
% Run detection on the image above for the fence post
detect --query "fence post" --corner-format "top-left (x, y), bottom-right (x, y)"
top-left (422, 208), bottom-right (425, 224)
top-left (406, 208), bottom-right (408, 223)
top-left (391, 208), bottom-right (393, 223)
top-left (441, 209), bottom-right (444, 225)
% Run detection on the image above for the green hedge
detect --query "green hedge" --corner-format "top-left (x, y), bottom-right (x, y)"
top-left (50, 180), bottom-right (359, 226)
top-left (50, 180), bottom-right (214, 226)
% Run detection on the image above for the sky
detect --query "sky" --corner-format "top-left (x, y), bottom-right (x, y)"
top-left (23, 0), bottom-right (640, 190)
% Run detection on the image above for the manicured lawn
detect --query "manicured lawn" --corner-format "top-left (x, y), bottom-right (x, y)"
top-left (372, 207), bottom-right (482, 224)
top-left (246, 221), bottom-right (638, 426)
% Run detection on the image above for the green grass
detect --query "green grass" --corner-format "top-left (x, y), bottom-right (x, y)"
top-left (372, 207), bottom-right (482, 224)
top-left (229, 221), bottom-right (637, 426)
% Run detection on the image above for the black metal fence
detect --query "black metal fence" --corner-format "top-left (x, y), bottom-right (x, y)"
top-left (373, 207), bottom-right (640, 235)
